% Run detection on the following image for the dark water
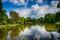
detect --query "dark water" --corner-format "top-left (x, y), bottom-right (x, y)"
top-left (0, 24), bottom-right (60, 40)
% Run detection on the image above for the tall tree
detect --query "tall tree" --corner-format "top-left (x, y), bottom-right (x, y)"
top-left (0, 0), bottom-right (8, 25)
top-left (10, 11), bottom-right (20, 23)
top-left (25, 17), bottom-right (31, 23)
top-left (57, 2), bottom-right (60, 8)
top-left (56, 12), bottom-right (60, 22)
top-left (0, 0), bottom-right (2, 10)
top-left (20, 17), bottom-right (25, 24)
top-left (56, 1), bottom-right (60, 21)
top-left (45, 14), bottom-right (56, 23)
top-left (38, 17), bottom-right (44, 23)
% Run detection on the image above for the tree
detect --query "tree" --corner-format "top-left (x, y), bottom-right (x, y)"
top-left (38, 17), bottom-right (44, 23)
top-left (25, 17), bottom-right (31, 23)
top-left (0, 0), bottom-right (2, 23)
top-left (31, 18), bottom-right (37, 23)
top-left (44, 14), bottom-right (56, 23)
top-left (10, 11), bottom-right (20, 23)
top-left (0, 0), bottom-right (2, 10)
top-left (20, 17), bottom-right (25, 24)
top-left (56, 12), bottom-right (60, 22)
top-left (57, 2), bottom-right (60, 8)
top-left (7, 18), bottom-right (13, 24)
top-left (0, 0), bottom-right (8, 25)
top-left (57, 2), bottom-right (60, 22)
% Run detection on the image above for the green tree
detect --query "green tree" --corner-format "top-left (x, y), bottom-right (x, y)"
top-left (0, 0), bottom-right (2, 10)
top-left (0, 0), bottom-right (8, 25)
top-left (10, 11), bottom-right (20, 23)
top-left (38, 17), bottom-right (44, 23)
top-left (7, 18), bottom-right (13, 24)
top-left (57, 2), bottom-right (60, 8)
top-left (56, 3), bottom-right (60, 22)
top-left (45, 14), bottom-right (56, 23)
top-left (0, 10), bottom-right (8, 25)
top-left (56, 12), bottom-right (60, 22)
top-left (20, 17), bottom-right (25, 24)
top-left (25, 17), bottom-right (31, 23)
top-left (31, 18), bottom-right (37, 23)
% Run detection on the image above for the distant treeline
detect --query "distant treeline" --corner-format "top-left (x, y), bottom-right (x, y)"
top-left (0, 0), bottom-right (60, 25)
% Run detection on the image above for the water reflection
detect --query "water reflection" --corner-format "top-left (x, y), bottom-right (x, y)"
top-left (8, 25), bottom-right (60, 40)
top-left (0, 24), bottom-right (60, 40)
top-left (0, 30), bottom-right (8, 40)
top-left (19, 25), bottom-right (51, 40)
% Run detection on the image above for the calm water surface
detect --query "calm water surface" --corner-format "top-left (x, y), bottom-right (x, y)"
top-left (0, 24), bottom-right (60, 40)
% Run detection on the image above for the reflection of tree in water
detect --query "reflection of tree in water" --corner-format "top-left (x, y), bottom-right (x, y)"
top-left (56, 24), bottom-right (60, 33)
top-left (20, 25), bottom-right (25, 31)
top-left (10, 26), bottom-right (20, 40)
top-left (57, 1), bottom-right (60, 33)
top-left (50, 33), bottom-right (54, 40)
top-left (25, 24), bottom-right (32, 28)
top-left (10, 24), bottom-right (31, 40)
top-left (0, 29), bottom-right (8, 40)
top-left (45, 24), bottom-right (56, 32)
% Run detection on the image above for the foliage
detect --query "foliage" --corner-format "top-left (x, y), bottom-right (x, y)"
top-left (7, 18), bottom-right (13, 24)
top-left (25, 17), bottom-right (31, 23)
top-left (57, 2), bottom-right (60, 8)
top-left (38, 17), bottom-right (45, 23)
top-left (31, 18), bottom-right (37, 23)
top-left (2, 10), bottom-right (8, 21)
top-left (10, 11), bottom-right (20, 23)
top-left (56, 12), bottom-right (60, 22)
top-left (0, 0), bottom-right (8, 25)
top-left (20, 17), bottom-right (25, 24)
top-left (44, 14), bottom-right (56, 23)
top-left (0, 0), bottom-right (2, 10)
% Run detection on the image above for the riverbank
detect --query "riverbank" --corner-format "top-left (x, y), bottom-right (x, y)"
top-left (0, 24), bottom-right (20, 27)
top-left (0, 23), bottom-right (59, 32)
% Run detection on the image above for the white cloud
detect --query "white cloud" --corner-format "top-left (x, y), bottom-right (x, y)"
top-left (32, 4), bottom-right (40, 11)
top-left (51, 1), bottom-right (59, 8)
top-left (37, 0), bottom-right (43, 3)
top-left (2, 0), bottom-right (43, 6)
top-left (9, 0), bottom-right (26, 6)
top-left (31, 4), bottom-right (49, 18)
top-left (9, 0), bottom-right (18, 4)
top-left (9, 0), bottom-right (34, 6)
top-left (11, 1), bottom-right (60, 18)
top-left (2, 0), bottom-right (7, 2)
top-left (18, 0), bottom-right (27, 6)
top-left (14, 8), bottom-right (32, 18)
top-left (30, 1), bottom-right (60, 18)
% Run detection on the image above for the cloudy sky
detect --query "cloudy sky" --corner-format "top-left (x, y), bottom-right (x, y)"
top-left (2, 0), bottom-right (60, 18)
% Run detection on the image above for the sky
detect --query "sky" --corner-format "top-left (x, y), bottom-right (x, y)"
top-left (2, 0), bottom-right (60, 18)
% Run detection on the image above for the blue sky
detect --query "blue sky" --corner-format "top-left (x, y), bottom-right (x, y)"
top-left (2, 0), bottom-right (60, 18)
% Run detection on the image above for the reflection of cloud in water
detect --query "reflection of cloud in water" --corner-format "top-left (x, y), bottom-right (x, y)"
top-left (7, 25), bottom-right (60, 40)
top-left (52, 32), bottom-right (60, 40)
top-left (7, 31), bottom-right (11, 40)
top-left (19, 25), bottom-right (51, 38)
top-left (20, 28), bottom-right (32, 35)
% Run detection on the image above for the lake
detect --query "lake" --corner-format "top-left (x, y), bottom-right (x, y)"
top-left (0, 24), bottom-right (60, 40)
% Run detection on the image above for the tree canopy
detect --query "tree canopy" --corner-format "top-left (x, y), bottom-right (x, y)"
top-left (0, 0), bottom-right (8, 25)
top-left (10, 11), bottom-right (20, 23)
top-left (0, 0), bottom-right (2, 10)
top-left (57, 2), bottom-right (60, 8)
